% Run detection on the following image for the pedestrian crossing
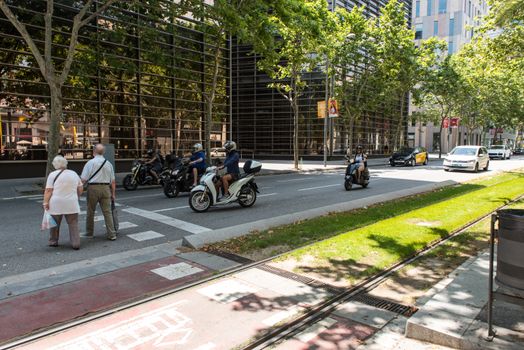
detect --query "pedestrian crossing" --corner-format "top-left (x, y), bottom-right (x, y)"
top-left (25, 196), bottom-right (173, 244)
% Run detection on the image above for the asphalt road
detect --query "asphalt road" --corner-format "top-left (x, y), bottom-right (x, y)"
top-left (0, 157), bottom-right (523, 278)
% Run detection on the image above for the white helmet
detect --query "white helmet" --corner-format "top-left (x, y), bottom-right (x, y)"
top-left (193, 143), bottom-right (203, 153)
top-left (224, 140), bottom-right (236, 152)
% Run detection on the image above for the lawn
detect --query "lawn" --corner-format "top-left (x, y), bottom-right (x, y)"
top-left (210, 171), bottom-right (524, 285)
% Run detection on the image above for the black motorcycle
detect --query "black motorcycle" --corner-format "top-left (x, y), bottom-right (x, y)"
top-left (123, 160), bottom-right (170, 191)
top-left (344, 161), bottom-right (370, 191)
top-left (163, 158), bottom-right (196, 198)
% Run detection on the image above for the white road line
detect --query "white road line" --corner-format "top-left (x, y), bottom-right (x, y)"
top-left (153, 206), bottom-right (190, 213)
top-left (298, 183), bottom-right (340, 192)
top-left (1, 194), bottom-right (43, 201)
top-left (277, 177), bottom-right (315, 183)
top-left (123, 206), bottom-right (211, 234)
top-left (117, 193), bottom-right (164, 201)
top-left (258, 193), bottom-right (277, 197)
top-left (127, 230), bottom-right (165, 242)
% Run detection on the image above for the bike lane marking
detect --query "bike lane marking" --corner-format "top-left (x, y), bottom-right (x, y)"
top-left (123, 207), bottom-right (211, 234)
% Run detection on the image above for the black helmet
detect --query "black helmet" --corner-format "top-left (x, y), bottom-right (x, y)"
top-left (224, 140), bottom-right (237, 152)
top-left (356, 145), bottom-right (363, 151)
top-left (147, 149), bottom-right (154, 156)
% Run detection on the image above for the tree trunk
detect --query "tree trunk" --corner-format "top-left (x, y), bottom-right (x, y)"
top-left (205, 98), bottom-right (213, 164)
top-left (47, 83), bottom-right (62, 175)
top-left (292, 94), bottom-right (299, 170)
top-left (394, 95), bottom-right (405, 150)
top-left (438, 116), bottom-right (445, 159)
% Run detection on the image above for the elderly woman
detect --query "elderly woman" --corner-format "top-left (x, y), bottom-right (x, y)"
top-left (43, 155), bottom-right (83, 250)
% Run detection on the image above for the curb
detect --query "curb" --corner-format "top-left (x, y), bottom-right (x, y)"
top-left (182, 180), bottom-right (456, 249)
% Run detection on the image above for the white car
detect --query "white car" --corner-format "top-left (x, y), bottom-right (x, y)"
top-left (488, 145), bottom-right (512, 160)
top-left (443, 146), bottom-right (489, 172)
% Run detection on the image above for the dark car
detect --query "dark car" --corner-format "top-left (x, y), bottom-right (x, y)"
top-left (390, 147), bottom-right (429, 167)
top-left (513, 148), bottom-right (523, 155)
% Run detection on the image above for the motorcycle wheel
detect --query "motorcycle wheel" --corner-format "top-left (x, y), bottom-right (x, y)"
top-left (123, 174), bottom-right (138, 191)
top-left (163, 180), bottom-right (179, 198)
top-left (189, 190), bottom-right (211, 212)
top-left (238, 185), bottom-right (257, 208)
top-left (344, 179), bottom-right (353, 191)
top-left (362, 183), bottom-right (369, 188)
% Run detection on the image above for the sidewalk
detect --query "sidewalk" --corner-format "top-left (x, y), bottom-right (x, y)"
top-left (358, 249), bottom-right (524, 350)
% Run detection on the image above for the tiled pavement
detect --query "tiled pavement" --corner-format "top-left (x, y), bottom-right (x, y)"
top-left (8, 262), bottom-right (414, 350)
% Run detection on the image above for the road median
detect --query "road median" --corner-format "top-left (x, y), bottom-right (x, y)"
top-left (204, 170), bottom-right (524, 287)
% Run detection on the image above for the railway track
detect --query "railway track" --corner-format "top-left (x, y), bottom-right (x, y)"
top-left (2, 195), bottom-right (522, 350)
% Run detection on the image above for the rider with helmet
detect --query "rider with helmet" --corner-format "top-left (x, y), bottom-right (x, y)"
top-left (218, 141), bottom-right (240, 199)
top-left (189, 143), bottom-right (206, 188)
top-left (346, 145), bottom-right (367, 182)
top-left (144, 148), bottom-right (163, 184)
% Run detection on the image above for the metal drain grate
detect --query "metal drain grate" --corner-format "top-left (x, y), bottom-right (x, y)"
top-left (352, 293), bottom-right (418, 317)
top-left (205, 249), bottom-right (254, 264)
top-left (257, 264), bottom-right (344, 295)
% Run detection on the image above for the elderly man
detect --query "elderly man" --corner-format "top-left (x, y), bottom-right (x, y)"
top-left (81, 144), bottom-right (117, 240)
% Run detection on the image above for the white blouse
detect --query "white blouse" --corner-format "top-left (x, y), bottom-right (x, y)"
top-left (46, 169), bottom-right (82, 215)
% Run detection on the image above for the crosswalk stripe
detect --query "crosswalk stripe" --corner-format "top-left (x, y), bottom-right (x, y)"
top-left (127, 230), bottom-right (164, 242)
top-left (123, 207), bottom-right (211, 234)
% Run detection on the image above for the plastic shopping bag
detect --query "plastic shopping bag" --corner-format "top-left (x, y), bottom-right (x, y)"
top-left (41, 211), bottom-right (57, 231)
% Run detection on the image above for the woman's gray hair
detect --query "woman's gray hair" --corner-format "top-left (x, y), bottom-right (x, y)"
top-left (52, 155), bottom-right (68, 170)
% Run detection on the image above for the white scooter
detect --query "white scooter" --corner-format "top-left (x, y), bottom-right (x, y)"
top-left (188, 160), bottom-right (262, 212)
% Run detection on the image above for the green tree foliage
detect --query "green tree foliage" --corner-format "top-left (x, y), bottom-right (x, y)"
top-left (257, 0), bottom-right (336, 169)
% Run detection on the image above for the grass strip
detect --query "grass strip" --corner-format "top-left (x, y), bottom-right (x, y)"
top-left (210, 171), bottom-right (523, 261)
top-left (366, 198), bottom-right (524, 305)
top-left (281, 171), bottom-right (523, 284)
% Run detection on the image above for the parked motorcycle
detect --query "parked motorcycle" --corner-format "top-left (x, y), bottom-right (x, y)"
top-left (123, 160), bottom-right (170, 191)
top-left (163, 158), bottom-right (195, 198)
top-left (344, 160), bottom-right (370, 191)
top-left (189, 160), bottom-right (262, 212)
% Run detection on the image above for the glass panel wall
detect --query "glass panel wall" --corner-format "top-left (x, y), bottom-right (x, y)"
top-left (0, 0), bottom-right (230, 161)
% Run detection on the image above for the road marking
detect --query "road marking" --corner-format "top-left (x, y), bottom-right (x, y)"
top-left (114, 221), bottom-right (138, 230)
top-left (93, 215), bottom-right (104, 222)
top-left (1, 194), bottom-right (43, 201)
top-left (153, 206), bottom-right (190, 213)
top-left (123, 207), bottom-right (211, 234)
top-left (258, 193), bottom-right (277, 198)
top-left (298, 183), bottom-right (340, 191)
top-left (117, 192), bottom-right (164, 201)
top-left (151, 262), bottom-right (203, 280)
top-left (277, 177), bottom-right (315, 183)
top-left (197, 279), bottom-right (257, 304)
top-left (127, 230), bottom-right (165, 242)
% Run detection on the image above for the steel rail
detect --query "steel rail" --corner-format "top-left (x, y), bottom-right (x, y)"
top-left (1, 194), bottom-right (521, 350)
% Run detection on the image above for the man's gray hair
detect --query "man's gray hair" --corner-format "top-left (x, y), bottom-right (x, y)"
top-left (94, 143), bottom-right (105, 155)
top-left (52, 155), bottom-right (68, 170)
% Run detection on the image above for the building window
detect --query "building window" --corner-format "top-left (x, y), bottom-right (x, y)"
top-left (434, 20), bottom-right (439, 35)
top-left (449, 18), bottom-right (454, 35)
top-left (448, 40), bottom-right (454, 54)
top-left (468, 0), bottom-right (471, 16)
top-left (464, 0), bottom-right (467, 13)
top-left (415, 23), bottom-right (423, 39)
top-left (427, 0), bottom-right (433, 16)
top-left (416, 0), bottom-right (421, 17)
top-left (439, 0), bottom-right (447, 14)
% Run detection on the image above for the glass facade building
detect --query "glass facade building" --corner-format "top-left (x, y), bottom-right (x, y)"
top-left (0, 1), bottom-right (230, 165)
top-left (232, 0), bottom-right (412, 158)
top-left (0, 0), bottom-right (411, 176)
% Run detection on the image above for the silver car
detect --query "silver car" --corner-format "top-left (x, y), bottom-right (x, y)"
top-left (443, 146), bottom-right (489, 172)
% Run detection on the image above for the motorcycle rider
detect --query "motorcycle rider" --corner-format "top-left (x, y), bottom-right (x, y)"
top-left (218, 141), bottom-right (240, 199)
top-left (143, 148), bottom-right (162, 184)
top-left (346, 145), bottom-right (367, 182)
top-left (189, 143), bottom-right (206, 188)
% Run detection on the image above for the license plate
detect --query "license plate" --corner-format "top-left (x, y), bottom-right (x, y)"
top-left (452, 163), bottom-right (466, 167)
